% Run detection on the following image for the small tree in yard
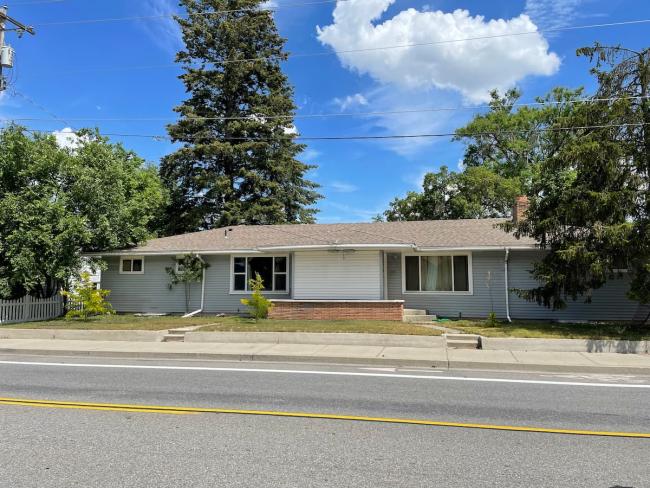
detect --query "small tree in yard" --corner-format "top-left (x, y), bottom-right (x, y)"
top-left (240, 273), bottom-right (274, 320)
top-left (61, 272), bottom-right (113, 320)
top-left (166, 254), bottom-right (209, 313)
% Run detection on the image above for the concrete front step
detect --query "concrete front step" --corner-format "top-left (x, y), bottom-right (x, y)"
top-left (403, 314), bottom-right (438, 323)
top-left (403, 308), bottom-right (427, 316)
top-left (163, 334), bottom-right (185, 342)
top-left (445, 334), bottom-right (480, 350)
top-left (446, 334), bottom-right (480, 340)
top-left (446, 340), bottom-right (479, 349)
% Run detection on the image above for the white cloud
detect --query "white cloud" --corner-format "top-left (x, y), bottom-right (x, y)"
top-left (260, 0), bottom-right (278, 9)
top-left (301, 148), bottom-right (321, 162)
top-left (403, 166), bottom-right (435, 189)
top-left (333, 93), bottom-right (368, 111)
top-left (329, 181), bottom-right (359, 193)
top-left (323, 201), bottom-right (386, 222)
top-left (524, 0), bottom-right (586, 30)
top-left (52, 127), bottom-right (82, 149)
top-left (344, 84), bottom-right (464, 156)
top-left (139, 0), bottom-right (183, 56)
top-left (317, 1), bottom-right (560, 102)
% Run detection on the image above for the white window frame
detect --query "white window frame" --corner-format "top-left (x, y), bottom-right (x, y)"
top-left (119, 256), bottom-right (145, 275)
top-left (230, 255), bottom-right (289, 294)
top-left (401, 252), bottom-right (473, 295)
top-left (174, 254), bottom-right (193, 273)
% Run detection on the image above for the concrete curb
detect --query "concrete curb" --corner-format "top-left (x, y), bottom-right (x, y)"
top-left (0, 329), bottom-right (166, 342)
top-left (446, 360), bottom-right (650, 375)
top-left (2, 347), bottom-right (650, 375)
top-left (480, 337), bottom-right (650, 355)
top-left (0, 347), bottom-right (447, 368)
top-left (185, 332), bottom-right (444, 348)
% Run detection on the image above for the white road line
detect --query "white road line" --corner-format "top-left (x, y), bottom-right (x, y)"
top-left (0, 359), bottom-right (649, 388)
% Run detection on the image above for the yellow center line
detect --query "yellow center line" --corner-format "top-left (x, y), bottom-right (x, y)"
top-left (0, 400), bottom-right (197, 415)
top-left (0, 396), bottom-right (648, 438)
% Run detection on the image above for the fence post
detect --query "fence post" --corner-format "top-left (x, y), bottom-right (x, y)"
top-left (24, 295), bottom-right (32, 322)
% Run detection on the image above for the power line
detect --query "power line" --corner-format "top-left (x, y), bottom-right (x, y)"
top-left (43, 18), bottom-right (650, 74)
top-left (6, 88), bottom-right (73, 128)
top-left (8, 95), bottom-right (649, 123)
top-left (33, 0), bottom-right (349, 26)
top-left (5, 122), bottom-right (649, 143)
top-left (0, 6), bottom-right (35, 92)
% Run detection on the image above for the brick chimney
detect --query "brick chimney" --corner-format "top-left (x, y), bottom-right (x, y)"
top-left (512, 196), bottom-right (529, 224)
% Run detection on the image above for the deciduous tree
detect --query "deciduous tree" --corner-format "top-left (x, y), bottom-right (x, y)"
top-left (0, 126), bottom-right (166, 298)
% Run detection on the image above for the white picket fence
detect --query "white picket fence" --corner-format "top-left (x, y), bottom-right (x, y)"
top-left (0, 295), bottom-right (66, 325)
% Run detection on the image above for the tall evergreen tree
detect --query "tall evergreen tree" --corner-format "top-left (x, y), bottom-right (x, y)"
top-left (160, 0), bottom-right (320, 235)
top-left (506, 45), bottom-right (650, 314)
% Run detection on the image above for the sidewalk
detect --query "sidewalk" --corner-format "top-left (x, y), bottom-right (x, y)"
top-left (1, 338), bottom-right (650, 374)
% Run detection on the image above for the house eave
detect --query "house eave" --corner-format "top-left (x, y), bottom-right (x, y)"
top-left (83, 243), bottom-right (540, 258)
top-left (82, 249), bottom-right (263, 257)
top-left (414, 245), bottom-right (539, 252)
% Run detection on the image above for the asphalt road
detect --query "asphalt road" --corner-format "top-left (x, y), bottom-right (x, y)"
top-left (0, 354), bottom-right (648, 487)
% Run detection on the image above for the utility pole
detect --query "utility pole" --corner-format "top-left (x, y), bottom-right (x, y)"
top-left (0, 5), bottom-right (35, 92)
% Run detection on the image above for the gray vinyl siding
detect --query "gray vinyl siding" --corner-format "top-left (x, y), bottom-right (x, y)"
top-left (508, 251), bottom-right (649, 322)
top-left (101, 256), bottom-right (202, 314)
top-left (386, 251), bottom-right (507, 319)
top-left (386, 250), bottom-right (649, 321)
top-left (101, 254), bottom-right (290, 314)
top-left (201, 254), bottom-right (291, 314)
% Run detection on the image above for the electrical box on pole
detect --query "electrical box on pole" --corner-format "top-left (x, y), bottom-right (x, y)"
top-left (0, 5), bottom-right (35, 91)
top-left (0, 44), bottom-right (14, 68)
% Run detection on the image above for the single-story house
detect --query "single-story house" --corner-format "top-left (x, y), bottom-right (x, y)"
top-left (90, 202), bottom-right (649, 322)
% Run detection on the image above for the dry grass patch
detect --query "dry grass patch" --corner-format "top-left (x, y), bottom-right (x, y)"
top-left (199, 317), bottom-right (442, 335)
top-left (449, 319), bottom-right (650, 340)
top-left (1, 314), bottom-right (222, 330)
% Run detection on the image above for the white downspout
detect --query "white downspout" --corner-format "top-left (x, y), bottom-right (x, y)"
top-left (504, 247), bottom-right (512, 323)
top-left (183, 257), bottom-right (206, 318)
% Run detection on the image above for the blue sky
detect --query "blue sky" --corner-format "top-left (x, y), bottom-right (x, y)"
top-left (1, 0), bottom-right (648, 222)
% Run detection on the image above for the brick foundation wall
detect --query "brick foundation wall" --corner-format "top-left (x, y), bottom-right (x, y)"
top-left (268, 300), bottom-right (404, 321)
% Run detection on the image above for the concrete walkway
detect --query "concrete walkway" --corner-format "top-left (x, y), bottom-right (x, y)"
top-left (1, 338), bottom-right (650, 374)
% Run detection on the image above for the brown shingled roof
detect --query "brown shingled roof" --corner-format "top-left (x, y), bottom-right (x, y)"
top-left (104, 219), bottom-right (537, 254)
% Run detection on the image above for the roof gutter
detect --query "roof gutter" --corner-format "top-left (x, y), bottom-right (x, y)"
top-left (83, 249), bottom-right (262, 257)
top-left (415, 245), bottom-right (537, 252)
top-left (84, 244), bottom-right (540, 257)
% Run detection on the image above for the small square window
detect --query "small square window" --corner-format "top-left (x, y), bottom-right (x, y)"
top-left (121, 257), bottom-right (144, 274)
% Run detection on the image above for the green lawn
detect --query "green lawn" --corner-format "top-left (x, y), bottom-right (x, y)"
top-left (198, 317), bottom-right (442, 335)
top-left (449, 319), bottom-right (650, 340)
top-left (6, 313), bottom-right (646, 340)
top-left (1, 314), bottom-right (222, 330)
top-left (2, 314), bottom-right (441, 335)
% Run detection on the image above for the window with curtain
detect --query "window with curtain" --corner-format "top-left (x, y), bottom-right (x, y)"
top-left (404, 254), bottom-right (470, 292)
top-left (232, 256), bottom-right (288, 292)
